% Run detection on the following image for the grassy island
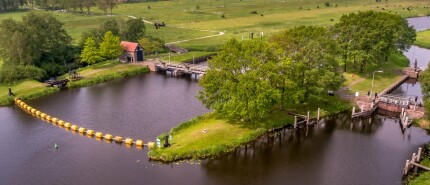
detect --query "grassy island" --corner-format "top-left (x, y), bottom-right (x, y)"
top-left (149, 96), bottom-right (350, 162)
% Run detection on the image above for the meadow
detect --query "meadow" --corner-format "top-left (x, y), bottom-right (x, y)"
top-left (0, 0), bottom-right (429, 49)
top-left (416, 30), bottom-right (430, 49)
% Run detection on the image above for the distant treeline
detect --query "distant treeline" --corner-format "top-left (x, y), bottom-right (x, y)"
top-left (0, 0), bottom-right (153, 14)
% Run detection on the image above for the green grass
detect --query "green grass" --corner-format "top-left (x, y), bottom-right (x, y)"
top-left (67, 60), bottom-right (149, 88)
top-left (160, 51), bottom-right (215, 63)
top-left (1, 0), bottom-right (429, 49)
top-left (342, 52), bottom-right (410, 94)
top-left (410, 172), bottom-right (430, 185)
top-left (148, 95), bottom-right (350, 162)
top-left (0, 80), bottom-right (59, 106)
top-left (148, 112), bottom-right (291, 162)
top-left (415, 30), bottom-right (430, 49)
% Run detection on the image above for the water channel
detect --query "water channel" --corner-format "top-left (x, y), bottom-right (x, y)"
top-left (1, 18), bottom-right (430, 185)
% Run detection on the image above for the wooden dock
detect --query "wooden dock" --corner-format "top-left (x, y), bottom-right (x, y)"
top-left (154, 62), bottom-right (207, 77)
top-left (403, 148), bottom-right (428, 175)
top-left (379, 75), bottom-right (409, 96)
top-left (351, 104), bottom-right (377, 119)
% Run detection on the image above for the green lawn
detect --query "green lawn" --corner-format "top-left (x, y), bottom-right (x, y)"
top-left (341, 52), bottom-right (410, 94)
top-left (0, 80), bottom-right (58, 106)
top-left (66, 60), bottom-right (149, 88)
top-left (160, 51), bottom-right (215, 63)
top-left (415, 30), bottom-right (430, 49)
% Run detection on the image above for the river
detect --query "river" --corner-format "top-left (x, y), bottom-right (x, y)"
top-left (0, 18), bottom-right (430, 185)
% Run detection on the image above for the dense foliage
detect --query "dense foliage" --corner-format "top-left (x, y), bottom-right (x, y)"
top-left (0, 12), bottom-right (75, 83)
top-left (199, 11), bottom-right (416, 121)
top-left (333, 11), bottom-right (416, 73)
top-left (419, 67), bottom-right (430, 115)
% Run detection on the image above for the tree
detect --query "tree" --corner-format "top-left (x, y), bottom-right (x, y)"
top-left (100, 31), bottom-right (123, 59)
top-left (333, 11), bottom-right (416, 73)
top-left (122, 17), bottom-right (145, 42)
top-left (80, 37), bottom-right (104, 65)
top-left (84, 0), bottom-right (95, 14)
top-left (198, 39), bottom-right (281, 121)
top-left (270, 26), bottom-right (340, 101)
top-left (79, 18), bottom-right (120, 48)
top-left (137, 36), bottom-right (165, 55)
top-left (419, 66), bottom-right (430, 113)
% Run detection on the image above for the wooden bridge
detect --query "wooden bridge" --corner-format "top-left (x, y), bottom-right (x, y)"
top-left (154, 61), bottom-right (208, 77)
top-left (45, 79), bottom-right (69, 88)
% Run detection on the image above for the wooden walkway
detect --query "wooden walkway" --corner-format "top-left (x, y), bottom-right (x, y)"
top-left (154, 62), bottom-right (207, 77)
top-left (379, 75), bottom-right (409, 96)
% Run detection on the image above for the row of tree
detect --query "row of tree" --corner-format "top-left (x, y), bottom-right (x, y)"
top-left (198, 11), bottom-right (416, 121)
top-left (0, 0), bottom-right (121, 15)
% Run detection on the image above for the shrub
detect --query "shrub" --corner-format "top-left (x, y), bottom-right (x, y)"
top-left (0, 65), bottom-right (47, 83)
top-left (250, 10), bottom-right (258, 14)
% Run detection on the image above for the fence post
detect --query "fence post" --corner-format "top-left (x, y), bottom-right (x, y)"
top-left (404, 160), bottom-right (410, 175)
top-left (294, 116), bottom-right (297, 129)
top-left (352, 107), bottom-right (356, 116)
top-left (307, 111), bottom-right (310, 124)
top-left (361, 105), bottom-right (364, 112)
top-left (317, 108), bottom-right (320, 121)
top-left (418, 148), bottom-right (422, 161)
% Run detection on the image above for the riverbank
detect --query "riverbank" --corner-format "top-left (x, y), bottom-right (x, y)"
top-left (415, 30), bottom-right (430, 49)
top-left (406, 144), bottom-right (430, 185)
top-left (148, 96), bottom-right (351, 162)
top-left (0, 61), bottom-right (149, 106)
top-left (66, 60), bottom-right (149, 88)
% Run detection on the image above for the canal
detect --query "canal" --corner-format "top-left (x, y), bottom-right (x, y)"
top-left (1, 18), bottom-right (430, 185)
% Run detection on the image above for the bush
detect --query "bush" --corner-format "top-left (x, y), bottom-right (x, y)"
top-left (250, 10), bottom-right (258, 14)
top-left (324, 2), bottom-right (331, 7)
top-left (0, 65), bottom-right (47, 83)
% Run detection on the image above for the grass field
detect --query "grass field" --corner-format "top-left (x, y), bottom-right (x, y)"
top-left (341, 52), bottom-right (410, 94)
top-left (0, 0), bottom-right (429, 49)
top-left (415, 30), bottom-right (430, 49)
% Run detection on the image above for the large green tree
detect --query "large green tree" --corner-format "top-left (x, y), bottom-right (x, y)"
top-left (137, 36), bottom-right (165, 55)
top-left (100, 31), bottom-right (123, 60)
top-left (333, 11), bottom-right (416, 73)
top-left (419, 67), bottom-right (430, 113)
top-left (0, 12), bottom-right (72, 78)
top-left (270, 26), bottom-right (341, 101)
top-left (80, 37), bottom-right (104, 65)
top-left (122, 17), bottom-right (146, 42)
top-left (198, 39), bottom-right (284, 121)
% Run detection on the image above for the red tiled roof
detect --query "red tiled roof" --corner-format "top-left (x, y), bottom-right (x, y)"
top-left (120, 41), bottom-right (138, 52)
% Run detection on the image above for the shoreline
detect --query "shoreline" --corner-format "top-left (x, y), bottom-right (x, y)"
top-left (0, 62), bottom-right (149, 106)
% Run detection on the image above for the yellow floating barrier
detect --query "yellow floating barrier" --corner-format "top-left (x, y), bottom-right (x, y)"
top-left (78, 127), bottom-right (86, 133)
top-left (26, 106), bottom-right (32, 111)
top-left (71, 125), bottom-right (78, 131)
top-left (147, 142), bottom-right (155, 149)
top-left (23, 105), bottom-right (28, 109)
top-left (114, 136), bottom-right (123, 143)
top-left (104, 134), bottom-right (113, 140)
top-left (19, 102), bottom-right (25, 107)
top-left (31, 109), bottom-right (36, 114)
top-left (135, 140), bottom-right (144, 147)
top-left (35, 111), bottom-right (42, 116)
top-left (40, 113), bottom-right (47, 119)
top-left (95, 132), bottom-right (103, 138)
top-left (58, 120), bottom-right (65, 126)
top-left (125, 138), bottom-right (133, 145)
top-left (45, 116), bottom-right (52, 121)
top-left (64, 122), bottom-right (71, 128)
top-left (86, 130), bottom-right (94, 136)
top-left (51, 118), bottom-right (59, 124)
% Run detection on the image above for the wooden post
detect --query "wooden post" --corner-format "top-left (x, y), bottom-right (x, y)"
top-left (406, 117), bottom-right (409, 126)
top-left (404, 160), bottom-right (410, 175)
top-left (307, 111), bottom-right (310, 124)
top-left (294, 116), bottom-right (297, 129)
top-left (401, 108), bottom-right (404, 117)
top-left (352, 107), bottom-right (356, 115)
top-left (361, 105), bottom-right (364, 112)
top-left (418, 148), bottom-right (422, 161)
top-left (8, 87), bottom-right (12, 96)
top-left (371, 102), bottom-right (374, 108)
top-left (317, 108), bottom-right (320, 121)
top-left (412, 153), bottom-right (416, 162)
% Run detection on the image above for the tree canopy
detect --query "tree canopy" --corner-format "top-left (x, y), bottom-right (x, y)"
top-left (80, 37), bottom-right (104, 65)
top-left (100, 31), bottom-right (123, 60)
top-left (333, 11), bottom-right (416, 72)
